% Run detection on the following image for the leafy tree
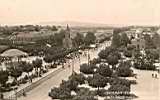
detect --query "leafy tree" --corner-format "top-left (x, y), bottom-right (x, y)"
top-left (20, 61), bottom-right (33, 82)
top-left (90, 58), bottom-right (101, 65)
top-left (145, 49), bottom-right (159, 60)
top-left (32, 59), bottom-right (43, 76)
top-left (98, 64), bottom-right (113, 77)
top-left (111, 32), bottom-right (121, 48)
top-left (134, 53), bottom-right (156, 70)
top-left (110, 78), bottom-right (131, 87)
top-left (152, 33), bottom-right (160, 48)
top-left (53, 30), bottom-right (65, 46)
top-left (72, 88), bottom-right (97, 100)
top-left (144, 34), bottom-right (156, 49)
top-left (0, 70), bottom-right (9, 87)
top-left (134, 49), bottom-right (142, 59)
top-left (80, 63), bottom-right (97, 74)
top-left (73, 33), bottom-right (84, 47)
top-left (108, 84), bottom-right (130, 92)
top-left (120, 33), bottom-right (130, 46)
top-left (7, 63), bottom-right (23, 84)
top-left (43, 55), bottom-right (53, 63)
top-left (51, 25), bottom-right (57, 31)
top-left (109, 78), bottom-right (131, 93)
top-left (72, 95), bottom-right (97, 100)
top-left (69, 73), bottom-right (85, 85)
top-left (49, 87), bottom-right (71, 99)
top-left (127, 44), bottom-right (136, 51)
top-left (84, 32), bottom-right (96, 45)
top-left (60, 80), bottom-right (78, 91)
top-left (124, 50), bottom-right (132, 58)
top-left (107, 54), bottom-right (119, 67)
top-left (116, 61), bottom-right (133, 77)
top-left (98, 46), bottom-right (116, 60)
top-left (88, 73), bottom-right (106, 91)
top-left (98, 49), bottom-right (108, 60)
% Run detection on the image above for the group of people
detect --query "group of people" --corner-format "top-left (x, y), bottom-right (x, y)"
top-left (152, 73), bottom-right (158, 78)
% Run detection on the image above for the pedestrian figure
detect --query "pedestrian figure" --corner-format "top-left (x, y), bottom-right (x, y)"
top-left (23, 90), bottom-right (26, 97)
top-left (0, 93), bottom-right (3, 99)
top-left (62, 64), bottom-right (64, 69)
top-left (158, 69), bottom-right (160, 74)
top-left (135, 75), bottom-right (137, 79)
top-left (152, 73), bottom-right (154, 78)
top-left (155, 74), bottom-right (157, 78)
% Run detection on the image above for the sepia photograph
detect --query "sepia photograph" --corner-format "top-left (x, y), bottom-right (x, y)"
top-left (0, 0), bottom-right (159, 100)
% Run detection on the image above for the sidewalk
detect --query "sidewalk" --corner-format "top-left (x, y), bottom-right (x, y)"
top-left (4, 65), bottom-right (63, 99)
top-left (131, 68), bottom-right (160, 100)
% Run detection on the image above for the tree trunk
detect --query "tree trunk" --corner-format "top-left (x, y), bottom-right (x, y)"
top-left (97, 87), bottom-right (99, 95)
top-left (28, 72), bottom-right (32, 83)
top-left (15, 77), bottom-right (19, 86)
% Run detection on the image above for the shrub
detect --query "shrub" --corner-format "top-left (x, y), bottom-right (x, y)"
top-left (110, 78), bottom-right (131, 88)
top-left (72, 87), bottom-right (97, 100)
top-left (88, 73), bottom-right (107, 90)
top-left (108, 84), bottom-right (130, 92)
top-left (80, 63), bottom-right (96, 74)
top-left (116, 61), bottom-right (133, 77)
top-left (95, 89), bottom-right (107, 96)
top-left (60, 80), bottom-right (79, 91)
top-left (72, 95), bottom-right (97, 100)
top-left (49, 87), bottom-right (71, 99)
top-left (98, 64), bottom-right (113, 77)
top-left (69, 73), bottom-right (86, 85)
top-left (124, 50), bottom-right (132, 58)
top-left (20, 78), bottom-right (28, 84)
top-left (90, 58), bottom-right (101, 65)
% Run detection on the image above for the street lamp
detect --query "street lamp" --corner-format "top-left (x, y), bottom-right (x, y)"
top-left (70, 53), bottom-right (75, 75)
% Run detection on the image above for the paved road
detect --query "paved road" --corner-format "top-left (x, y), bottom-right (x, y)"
top-left (18, 41), bottom-right (159, 100)
top-left (131, 69), bottom-right (160, 100)
top-left (18, 42), bottom-right (107, 100)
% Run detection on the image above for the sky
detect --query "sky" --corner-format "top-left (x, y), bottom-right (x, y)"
top-left (0, 0), bottom-right (160, 25)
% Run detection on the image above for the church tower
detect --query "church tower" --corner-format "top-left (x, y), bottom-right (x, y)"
top-left (63, 24), bottom-right (73, 49)
top-left (65, 24), bottom-right (70, 38)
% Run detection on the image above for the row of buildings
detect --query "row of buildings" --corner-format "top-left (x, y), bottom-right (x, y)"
top-left (125, 27), bottom-right (160, 50)
top-left (0, 25), bottom-right (113, 45)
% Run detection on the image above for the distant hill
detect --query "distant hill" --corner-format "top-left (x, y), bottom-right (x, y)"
top-left (38, 21), bottom-right (121, 28)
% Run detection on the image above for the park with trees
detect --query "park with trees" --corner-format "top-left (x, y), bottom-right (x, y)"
top-left (0, 27), bottom-right (99, 99)
top-left (48, 29), bottom-right (138, 100)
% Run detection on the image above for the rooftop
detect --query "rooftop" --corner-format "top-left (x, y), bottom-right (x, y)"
top-left (0, 49), bottom-right (28, 57)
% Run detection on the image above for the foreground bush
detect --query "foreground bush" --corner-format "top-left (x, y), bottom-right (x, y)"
top-left (72, 95), bottom-right (97, 100)
top-left (60, 80), bottom-right (79, 91)
top-left (80, 63), bottom-right (97, 74)
top-left (98, 64), bottom-right (113, 77)
top-left (48, 87), bottom-right (71, 99)
top-left (116, 61), bottom-right (133, 77)
top-left (73, 87), bottom-right (97, 100)
top-left (69, 73), bottom-right (86, 85)
top-left (88, 73), bottom-right (107, 91)
top-left (108, 84), bottom-right (130, 92)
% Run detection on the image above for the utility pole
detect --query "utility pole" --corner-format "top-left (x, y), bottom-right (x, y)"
top-left (87, 49), bottom-right (90, 66)
top-left (71, 53), bottom-right (75, 75)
